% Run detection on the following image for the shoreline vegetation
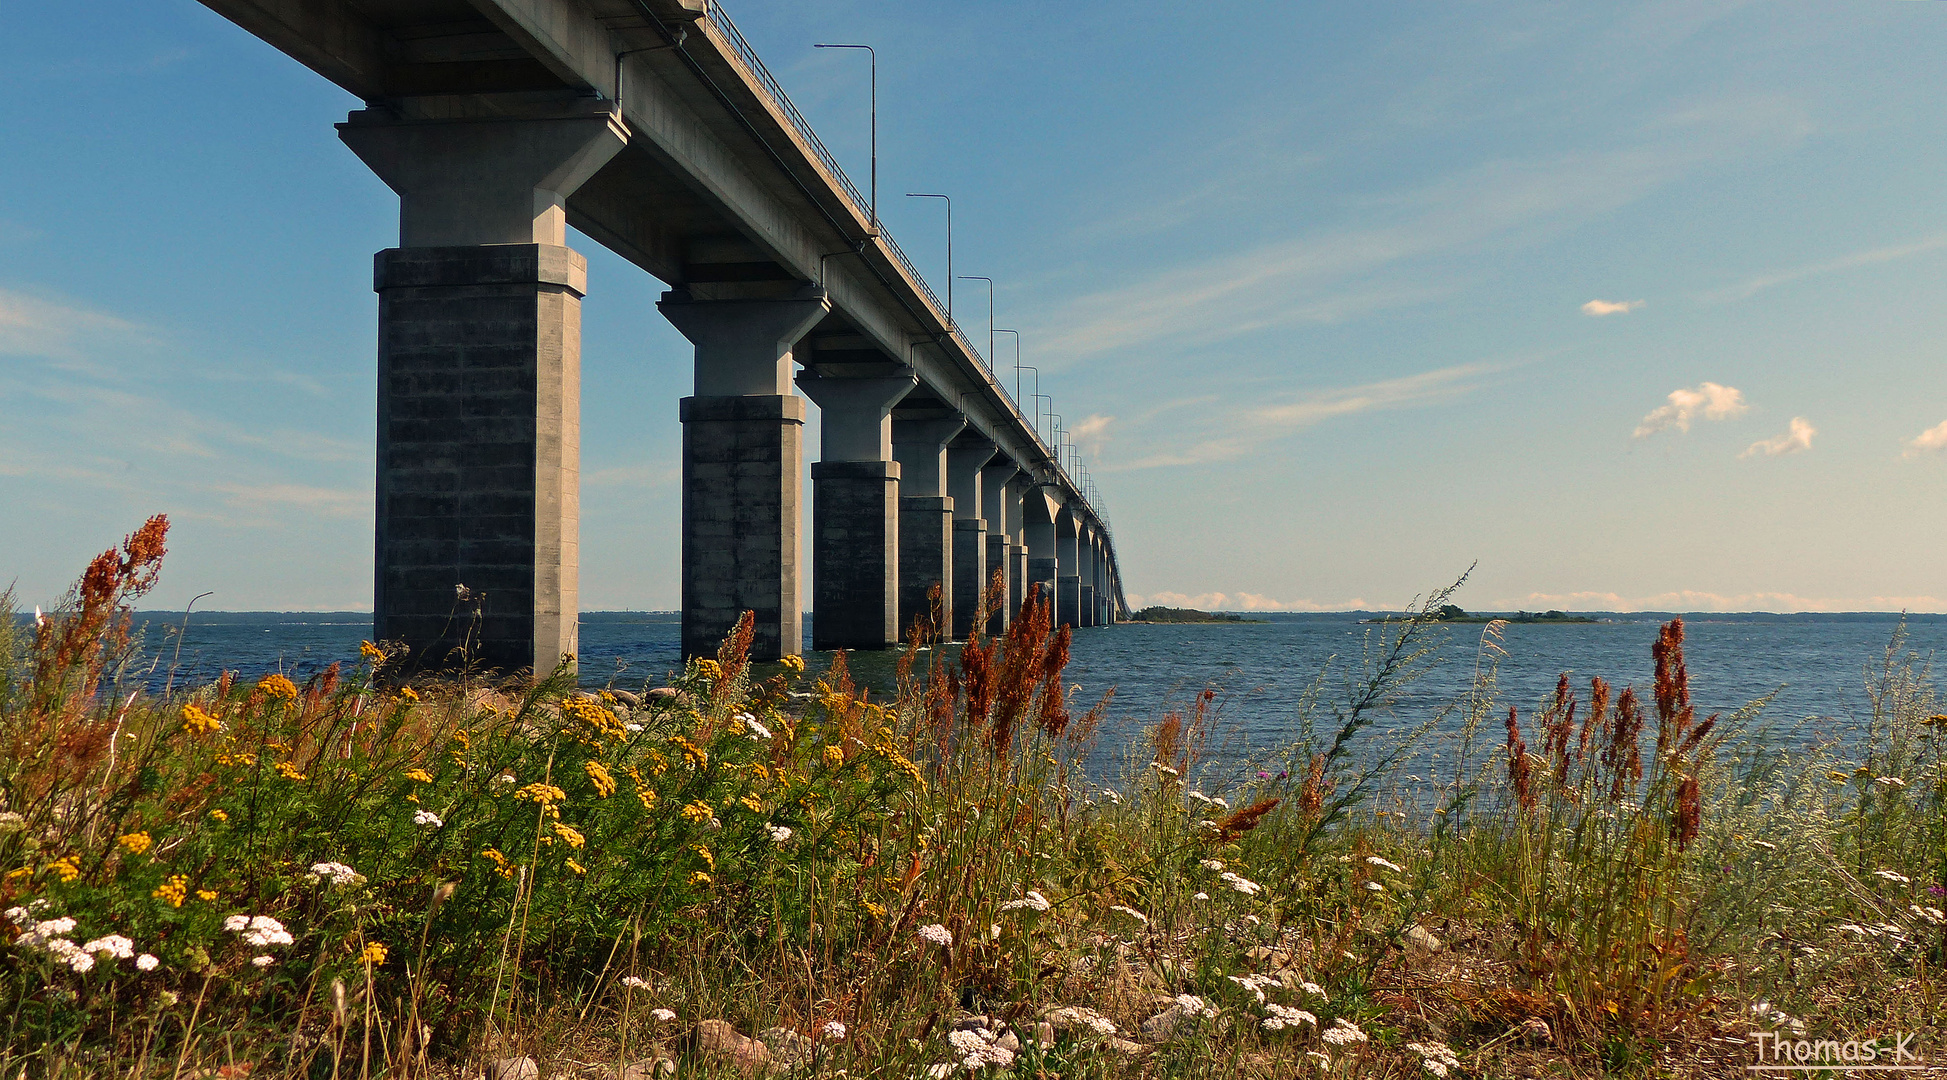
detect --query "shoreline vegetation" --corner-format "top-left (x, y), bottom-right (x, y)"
top-left (3, 519), bottom-right (1943, 1079)
top-left (1125, 607), bottom-right (1264, 624)
top-left (1367, 605), bottom-right (1602, 626)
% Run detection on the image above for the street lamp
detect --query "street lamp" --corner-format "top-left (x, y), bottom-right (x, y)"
top-left (956, 275), bottom-right (993, 369)
top-left (904, 192), bottom-right (951, 320)
top-left (995, 328), bottom-right (1024, 403)
top-left (813, 43), bottom-right (876, 232)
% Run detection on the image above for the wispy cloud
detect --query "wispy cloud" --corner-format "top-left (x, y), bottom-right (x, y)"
top-left (1111, 361), bottom-right (1499, 470)
top-left (1126, 590), bottom-right (1381, 612)
top-left (0, 287), bottom-right (157, 361)
top-left (1494, 589), bottom-right (1947, 613)
top-left (1633, 381), bottom-right (1747, 437)
top-left (1739, 416), bottom-right (1815, 459)
top-left (1581, 299), bottom-right (1642, 316)
top-left (1901, 419), bottom-right (1947, 459)
top-left (217, 482), bottom-right (366, 519)
top-left (1707, 233), bottom-right (1947, 303)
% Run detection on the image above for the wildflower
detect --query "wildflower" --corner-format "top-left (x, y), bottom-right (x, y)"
top-left (359, 640), bottom-right (386, 664)
top-left (82, 935), bottom-right (134, 960)
top-left (208, 808), bottom-right (228, 823)
top-left (158, 990), bottom-right (179, 1007)
top-left (1365, 881), bottom-right (1385, 892)
top-left (180, 703), bottom-right (222, 735)
top-left (1000, 890), bottom-right (1051, 912)
top-left (1192, 891), bottom-right (1210, 901)
top-left (695, 658), bottom-right (722, 680)
top-left (651, 1007), bottom-right (677, 1022)
top-left (584, 761), bottom-right (616, 798)
top-left (1174, 994), bottom-right (1216, 1018)
top-left (917, 923), bottom-right (953, 947)
top-left (1219, 871), bottom-right (1262, 896)
top-left (226, 915), bottom-right (294, 947)
top-left (1875, 870), bottom-right (1912, 885)
top-left (739, 713), bottom-right (773, 740)
top-left (404, 767), bottom-right (433, 783)
top-left (112, 831), bottom-right (153, 856)
top-left (258, 673), bottom-right (299, 702)
top-left (492, 772), bottom-right (517, 789)
top-left (136, 953), bottom-right (159, 971)
top-left (1260, 1004), bottom-right (1317, 1031)
top-left (274, 761), bottom-right (306, 781)
top-left (0, 811), bottom-right (22, 832)
top-left (153, 875), bottom-right (189, 907)
top-left (822, 1021), bottom-right (847, 1040)
top-left (1306, 1051), bottom-right (1332, 1070)
top-left (767, 825), bottom-right (793, 843)
top-left (1188, 790), bottom-right (1214, 805)
top-left (398, 687), bottom-right (420, 703)
top-left (359, 942), bottom-right (386, 965)
top-left (739, 794), bottom-right (765, 813)
top-left (482, 849), bottom-right (515, 879)
top-left (50, 854), bottom-right (81, 883)
top-left (1199, 858), bottom-right (1225, 872)
top-left (1321, 1018), bottom-right (1368, 1046)
top-left (1300, 981), bottom-right (1326, 998)
top-left (1876, 776), bottom-right (1907, 788)
top-left (1911, 905), bottom-right (1946, 925)
top-left (413, 809), bottom-right (443, 829)
top-left (670, 735), bottom-right (709, 770)
top-left (1366, 855), bottom-right (1404, 873)
top-left (862, 901), bottom-right (886, 918)
top-left (552, 822), bottom-right (586, 849)
top-left (308, 862), bottom-right (365, 888)
top-left (515, 783), bottom-right (567, 814)
top-left (625, 722), bottom-right (643, 733)
top-left (781, 654), bottom-right (806, 674)
top-left (251, 955), bottom-right (276, 968)
top-left (1109, 904), bottom-right (1149, 926)
top-left (679, 800), bottom-right (714, 824)
top-left (64, 947), bottom-right (96, 973)
top-left (566, 859), bottom-right (586, 875)
top-left (688, 871), bottom-right (712, 887)
top-left (620, 976), bottom-right (650, 989)
top-left (822, 745), bottom-right (844, 767)
top-left (1407, 1041), bottom-right (1462, 1078)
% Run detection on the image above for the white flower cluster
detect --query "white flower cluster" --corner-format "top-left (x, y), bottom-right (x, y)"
top-left (1320, 1018), bottom-right (1368, 1046)
top-left (1300, 980), bottom-right (1327, 998)
top-left (1911, 904), bottom-right (1946, 925)
top-left (651, 1007), bottom-right (677, 1022)
top-left (1227, 973), bottom-right (1277, 1003)
top-left (9, 909), bottom-right (91, 973)
top-left (1046, 1006), bottom-right (1118, 1037)
top-left (917, 924), bottom-right (953, 947)
top-left (1407, 1040), bottom-right (1462, 1078)
top-left (1260, 1003), bottom-right (1318, 1032)
top-left (1172, 993), bottom-right (1217, 1019)
top-left (1186, 791), bottom-right (1229, 810)
top-left (1000, 890), bottom-right (1051, 913)
top-left (412, 810), bottom-right (444, 829)
top-left (944, 1027), bottom-right (1015, 1071)
top-left (620, 976), bottom-right (651, 989)
top-left (822, 1021), bottom-right (847, 1040)
top-left (307, 862), bottom-right (365, 888)
top-left (738, 713), bottom-right (773, 740)
top-left (1874, 869), bottom-right (1911, 885)
top-left (1198, 858), bottom-right (1225, 872)
top-left (767, 825), bottom-right (793, 843)
top-left (1109, 905), bottom-right (1149, 926)
top-left (224, 914), bottom-right (295, 947)
top-left (1219, 872), bottom-right (1262, 896)
top-left (1366, 856), bottom-right (1405, 873)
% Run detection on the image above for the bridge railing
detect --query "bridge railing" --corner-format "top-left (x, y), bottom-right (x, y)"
top-left (703, 0), bottom-right (1111, 520)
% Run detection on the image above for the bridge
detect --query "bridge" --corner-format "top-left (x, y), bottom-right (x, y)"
top-left (196, 0), bottom-right (1129, 670)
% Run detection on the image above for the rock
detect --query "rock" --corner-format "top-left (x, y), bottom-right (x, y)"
top-left (1405, 924), bottom-right (1444, 952)
top-left (994, 1030), bottom-right (1021, 1053)
top-left (483, 1058), bottom-right (538, 1080)
top-left (1107, 1037), bottom-right (1146, 1056)
top-left (693, 1020), bottom-right (771, 1075)
top-left (607, 689), bottom-right (641, 707)
top-left (646, 687), bottom-right (692, 707)
top-left (618, 1054), bottom-right (676, 1080)
top-left (1140, 1007), bottom-right (1185, 1040)
top-left (757, 1027), bottom-right (812, 1071)
top-left (1519, 1017), bottom-right (1553, 1042)
top-left (951, 1015), bottom-right (990, 1032)
top-left (1043, 1006), bottom-right (1114, 1036)
top-left (1033, 1022), bottom-right (1055, 1049)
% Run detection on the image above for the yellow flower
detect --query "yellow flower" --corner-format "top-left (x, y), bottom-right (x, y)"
top-left (780, 654), bottom-right (806, 674)
top-left (181, 703), bottom-right (223, 736)
top-left (50, 854), bottom-right (82, 883)
top-left (822, 745), bottom-right (844, 768)
top-left (119, 831), bottom-right (153, 855)
top-left (562, 696), bottom-right (627, 747)
top-left (360, 640), bottom-right (387, 664)
top-left (692, 845), bottom-right (715, 871)
top-left (209, 809), bottom-right (228, 823)
top-left (647, 749), bottom-right (669, 777)
top-left (862, 900), bottom-right (886, 919)
top-left (565, 858), bottom-right (586, 875)
top-left (750, 762), bottom-right (771, 782)
top-left (481, 848), bottom-right (516, 880)
top-left (515, 783), bottom-right (568, 819)
top-left (359, 942), bottom-right (387, 965)
top-left (215, 751), bottom-right (257, 767)
top-left (153, 874), bottom-right (188, 907)
top-left (398, 687), bottom-right (420, 703)
top-left (196, 889), bottom-right (217, 902)
top-left (404, 768), bottom-right (433, 784)
top-left (670, 736), bottom-right (708, 771)
top-left (275, 761), bottom-right (306, 782)
top-left (679, 800), bottom-right (714, 824)
top-left (688, 871), bottom-right (713, 887)
top-left (584, 761), bottom-right (616, 799)
top-left (258, 673), bottom-right (299, 702)
top-left (695, 659), bottom-right (723, 681)
top-left (552, 822), bottom-right (586, 849)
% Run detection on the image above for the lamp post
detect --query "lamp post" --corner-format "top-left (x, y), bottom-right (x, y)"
top-left (995, 328), bottom-right (1023, 403)
top-left (904, 192), bottom-right (951, 321)
top-left (813, 43), bottom-right (876, 232)
top-left (956, 275), bottom-right (993, 369)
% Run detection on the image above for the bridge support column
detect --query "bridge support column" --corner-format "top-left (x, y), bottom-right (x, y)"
top-left (893, 415), bottom-right (966, 642)
top-left (798, 373), bottom-right (916, 650)
top-left (947, 437), bottom-right (996, 641)
top-left (339, 98), bottom-right (627, 675)
top-left (982, 461), bottom-right (1020, 636)
top-left (660, 290), bottom-right (829, 660)
top-left (1056, 506), bottom-right (1082, 629)
top-left (1094, 542), bottom-right (1113, 626)
top-left (1022, 485), bottom-right (1060, 622)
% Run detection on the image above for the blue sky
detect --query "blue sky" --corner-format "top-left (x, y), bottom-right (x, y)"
top-left (5, 0), bottom-right (1947, 613)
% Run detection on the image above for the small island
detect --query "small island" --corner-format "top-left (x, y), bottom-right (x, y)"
top-left (1428, 604), bottom-right (1598, 624)
top-left (1127, 605), bottom-right (1263, 623)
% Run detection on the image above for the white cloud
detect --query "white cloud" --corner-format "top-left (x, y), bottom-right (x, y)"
top-left (217, 482), bottom-right (366, 519)
top-left (1495, 589), bottom-right (1947, 614)
top-left (1709, 232), bottom-right (1947, 303)
top-left (1126, 590), bottom-right (1380, 612)
top-left (1901, 419), bottom-right (1947, 459)
top-left (1633, 381), bottom-right (1747, 437)
top-left (0, 287), bottom-right (156, 361)
top-left (1739, 416), bottom-right (1815, 459)
top-left (1580, 299), bottom-right (1642, 316)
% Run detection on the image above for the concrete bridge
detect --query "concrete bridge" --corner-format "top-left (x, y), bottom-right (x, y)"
top-left (198, 0), bottom-right (1128, 671)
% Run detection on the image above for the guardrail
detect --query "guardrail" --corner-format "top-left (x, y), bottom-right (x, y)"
top-left (702, 0), bottom-right (1107, 532)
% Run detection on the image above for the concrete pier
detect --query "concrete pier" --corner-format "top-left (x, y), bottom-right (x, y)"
top-left (982, 461), bottom-right (1020, 636)
top-left (798, 372), bottom-right (915, 650)
top-left (340, 96), bottom-right (626, 674)
top-left (1022, 485), bottom-right (1060, 621)
top-left (1056, 504), bottom-right (1081, 629)
top-left (947, 437), bottom-right (996, 640)
top-left (660, 290), bottom-right (829, 660)
top-left (893, 414), bottom-right (965, 642)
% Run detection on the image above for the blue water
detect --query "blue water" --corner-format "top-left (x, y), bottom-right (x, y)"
top-left (111, 610), bottom-right (1944, 778)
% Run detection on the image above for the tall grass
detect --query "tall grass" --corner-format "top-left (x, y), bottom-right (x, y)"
top-left (2, 519), bottom-right (1941, 1078)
